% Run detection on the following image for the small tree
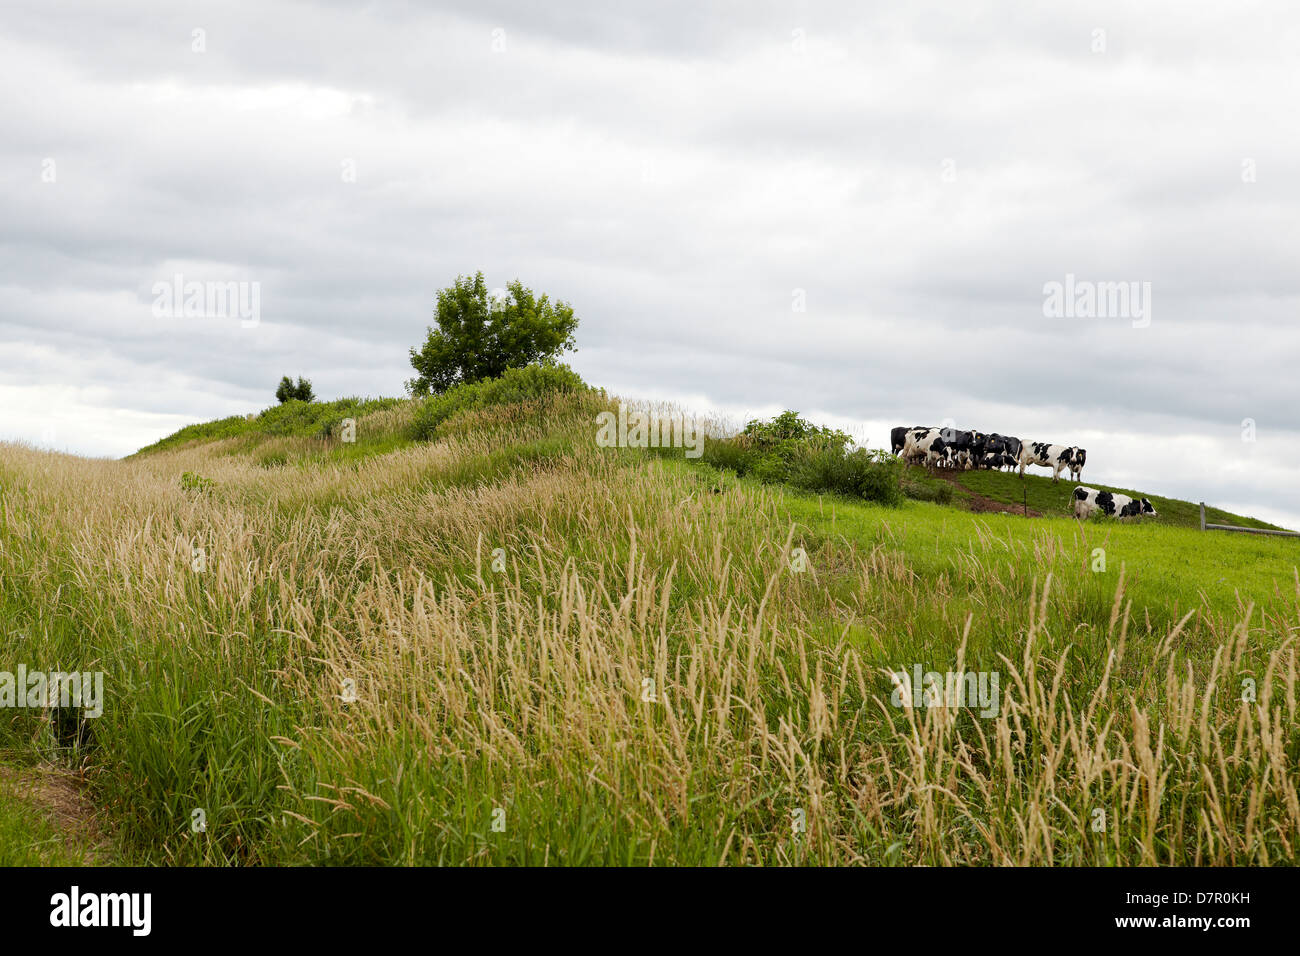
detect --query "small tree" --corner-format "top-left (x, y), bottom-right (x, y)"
top-left (406, 272), bottom-right (579, 397)
top-left (275, 376), bottom-right (315, 403)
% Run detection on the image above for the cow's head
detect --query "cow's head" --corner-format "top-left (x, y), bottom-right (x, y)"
top-left (1074, 448), bottom-right (1088, 468)
top-left (1140, 498), bottom-right (1158, 517)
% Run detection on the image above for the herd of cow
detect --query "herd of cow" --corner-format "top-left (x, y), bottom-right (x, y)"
top-left (890, 425), bottom-right (1087, 481)
top-left (890, 424), bottom-right (1159, 522)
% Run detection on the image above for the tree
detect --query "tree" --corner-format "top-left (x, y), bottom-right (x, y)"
top-left (275, 376), bottom-right (315, 403)
top-left (406, 272), bottom-right (579, 397)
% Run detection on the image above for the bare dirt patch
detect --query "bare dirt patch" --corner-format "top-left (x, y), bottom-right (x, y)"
top-left (928, 469), bottom-right (1045, 518)
top-left (0, 762), bottom-right (109, 863)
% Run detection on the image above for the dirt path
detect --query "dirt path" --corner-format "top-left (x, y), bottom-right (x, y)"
top-left (928, 469), bottom-right (1045, 518)
top-left (0, 762), bottom-right (109, 864)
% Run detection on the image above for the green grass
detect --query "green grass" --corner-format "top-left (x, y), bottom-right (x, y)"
top-left (933, 466), bottom-right (1285, 531)
top-left (661, 454), bottom-right (1299, 629)
top-left (4, 394), bottom-right (1298, 866)
top-left (901, 469), bottom-right (965, 505)
top-left (781, 490), bottom-right (1296, 627)
top-left (0, 783), bottom-right (99, 865)
top-left (410, 362), bottom-right (590, 442)
top-left (131, 396), bottom-right (404, 457)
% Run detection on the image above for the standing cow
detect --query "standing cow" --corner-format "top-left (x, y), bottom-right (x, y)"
top-left (901, 427), bottom-right (952, 467)
top-left (1018, 441), bottom-right (1076, 482)
top-left (943, 429), bottom-right (976, 470)
top-left (1067, 447), bottom-right (1087, 482)
top-left (1001, 435), bottom-right (1023, 466)
top-left (891, 425), bottom-right (925, 456)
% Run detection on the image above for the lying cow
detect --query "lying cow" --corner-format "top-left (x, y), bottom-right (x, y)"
top-left (1072, 486), bottom-right (1158, 522)
top-left (1018, 441), bottom-right (1077, 482)
top-left (975, 433), bottom-right (1021, 470)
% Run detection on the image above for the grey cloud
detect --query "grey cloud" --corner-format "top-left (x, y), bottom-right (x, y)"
top-left (1, 0), bottom-right (1297, 525)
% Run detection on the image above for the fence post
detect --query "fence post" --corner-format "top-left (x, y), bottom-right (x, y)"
top-left (1199, 502), bottom-right (1206, 532)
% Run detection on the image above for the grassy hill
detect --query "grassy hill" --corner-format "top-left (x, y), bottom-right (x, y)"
top-left (904, 463), bottom-right (1289, 530)
top-left (2, 390), bottom-right (1298, 866)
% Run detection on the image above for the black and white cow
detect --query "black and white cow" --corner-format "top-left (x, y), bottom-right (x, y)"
top-left (1018, 441), bottom-right (1077, 482)
top-left (1000, 435), bottom-right (1023, 465)
top-left (899, 426), bottom-right (928, 462)
top-left (901, 427), bottom-right (950, 467)
top-left (1072, 486), bottom-right (1157, 522)
top-left (891, 425), bottom-right (926, 456)
top-left (980, 451), bottom-right (1016, 470)
top-left (974, 433), bottom-right (1021, 470)
top-left (943, 429), bottom-right (976, 469)
top-left (1067, 447), bottom-right (1087, 482)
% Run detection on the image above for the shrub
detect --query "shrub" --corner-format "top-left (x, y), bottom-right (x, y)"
top-left (793, 447), bottom-right (904, 506)
top-left (180, 472), bottom-right (215, 492)
top-left (256, 397), bottom-right (398, 438)
top-left (741, 409), bottom-right (851, 450)
top-left (700, 411), bottom-right (902, 506)
top-left (410, 363), bottom-right (588, 442)
top-left (275, 376), bottom-right (315, 403)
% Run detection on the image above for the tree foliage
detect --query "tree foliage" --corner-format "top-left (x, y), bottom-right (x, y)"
top-left (407, 272), bottom-right (579, 397)
top-left (275, 376), bottom-right (315, 403)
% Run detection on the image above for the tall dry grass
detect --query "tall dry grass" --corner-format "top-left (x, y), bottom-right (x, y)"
top-left (0, 393), bottom-right (1296, 864)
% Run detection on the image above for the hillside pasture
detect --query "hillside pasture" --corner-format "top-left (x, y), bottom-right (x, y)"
top-left (0, 394), bottom-right (1297, 865)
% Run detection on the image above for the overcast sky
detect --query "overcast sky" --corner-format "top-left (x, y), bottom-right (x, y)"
top-left (3, 1), bottom-right (1298, 527)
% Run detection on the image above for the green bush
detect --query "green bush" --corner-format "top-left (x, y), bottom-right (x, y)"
top-left (180, 472), bottom-right (215, 493)
top-left (793, 447), bottom-right (904, 506)
top-left (256, 399), bottom-right (359, 437)
top-left (699, 411), bottom-right (902, 506)
top-left (740, 409), bottom-right (851, 451)
top-left (411, 363), bottom-right (588, 442)
top-left (275, 376), bottom-right (315, 404)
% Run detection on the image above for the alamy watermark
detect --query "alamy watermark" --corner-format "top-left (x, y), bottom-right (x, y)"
top-left (1042, 273), bottom-right (1151, 328)
top-left (50, 886), bottom-right (150, 936)
top-left (889, 665), bottom-right (1000, 717)
top-left (595, 403), bottom-right (704, 458)
top-left (152, 273), bottom-right (260, 328)
top-left (0, 667), bottom-right (104, 717)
